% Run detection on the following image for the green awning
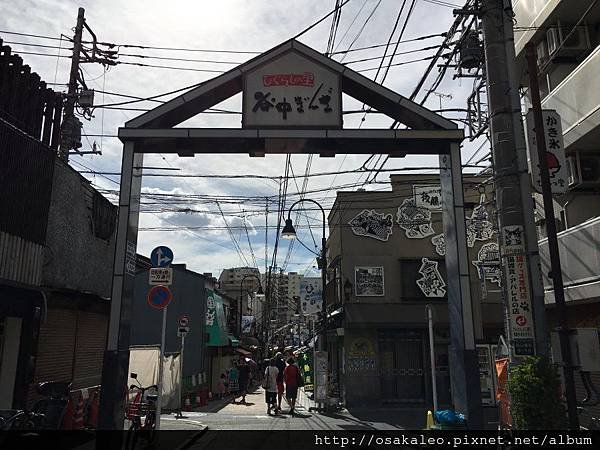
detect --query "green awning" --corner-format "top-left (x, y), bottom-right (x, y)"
top-left (228, 335), bottom-right (240, 347)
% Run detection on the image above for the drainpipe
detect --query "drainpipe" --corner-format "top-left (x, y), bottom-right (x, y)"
top-left (426, 304), bottom-right (438, 413)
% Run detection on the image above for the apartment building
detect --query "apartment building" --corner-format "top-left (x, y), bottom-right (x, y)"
top-left (514, 0), bottom-right (600, 415)
top-left (218, 267), bottom-right (262, 334)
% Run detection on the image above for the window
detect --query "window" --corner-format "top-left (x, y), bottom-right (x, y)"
top-left (399, 258), bottom-right (447, 301)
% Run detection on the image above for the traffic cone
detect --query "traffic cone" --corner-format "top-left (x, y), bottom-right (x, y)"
top-left (426, 410), bottom-right (434, 430)
top-left (88, 391), bottom-right (99, 428)
top-left (61, 396), bottom-right (74, 430)
top-left (72, 394), bottom-right (85, 429)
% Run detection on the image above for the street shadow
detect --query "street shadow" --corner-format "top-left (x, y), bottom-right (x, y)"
top-left (343, 406), bottom-right (425, 430)
top-left (323, 411), bottom-right (379, 430)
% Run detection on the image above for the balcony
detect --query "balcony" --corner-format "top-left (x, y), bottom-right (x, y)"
top-left (539, 216), bottom-right (600, 304)
top-left (541, 46), bottom-right (600, 150)
top-left (513, 0), bottom-right (562, 57)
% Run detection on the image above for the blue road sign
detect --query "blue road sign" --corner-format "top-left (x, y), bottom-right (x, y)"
top-left (147, 285), bottom-right (172, 310)
top-left (150, 246), bottom-right (173, 268)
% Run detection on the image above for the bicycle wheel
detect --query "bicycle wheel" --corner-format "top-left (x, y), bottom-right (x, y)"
top-left (125, 420), bottom-right (141, 450)
top-left (9, 413), bottom-right (37, 430)
top-left (142, 412), bottom-right (157, 444)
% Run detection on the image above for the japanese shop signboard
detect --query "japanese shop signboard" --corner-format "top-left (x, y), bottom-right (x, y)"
top-left (243, 51), bottom-right (341, 128)
top-left (525, 109), bottom-right (567, 194)
top-left (504, 254), bottom-right (536, 357)
top-left (413, 185), bottom-right (442, 211)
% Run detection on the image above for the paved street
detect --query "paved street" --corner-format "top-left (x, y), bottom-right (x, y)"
top-left (161, 387), bottom-right (426, 432)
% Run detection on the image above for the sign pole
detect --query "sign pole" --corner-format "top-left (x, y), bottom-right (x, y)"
top-left (155, 305), bottom-right (167, 430)
top-left (525, 43), bottom-right (578, 429)
top-left (178, 333), bottom-right (185, 416)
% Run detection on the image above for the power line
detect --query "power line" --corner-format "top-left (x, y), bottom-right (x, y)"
top-left (357, 0), bottom-right (417, 127)
top-left (331, 0), bottom-right (369, 54)
top-left (292, 0), bottom-right (352, 40)
top-left (325, 0), bottom-right (344, 56)
top-left (332, 32), bottom-right (446, 55)
top-left (360, 0), bottom-right (472, 184)
top-left (77, 165), bottom-right (483, 180)
top-left (0, 30), bottom-right (65, 41)
top-left (344, 44), bottom-right (443, 64)
top-left (421, 0), bottom-right (462, 7)
top-left (337, 0), bottom-right (384, 63)
top-left (356, 53), bottom-right (443, 72)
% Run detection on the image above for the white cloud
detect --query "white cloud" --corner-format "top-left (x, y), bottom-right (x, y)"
top-left (1, 0), bottom-right (482, 276)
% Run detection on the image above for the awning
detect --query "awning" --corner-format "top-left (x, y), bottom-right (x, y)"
top-left (228, 335), bottom-right (240, 347)
top-left (236, 347), bottom-right (251, 357)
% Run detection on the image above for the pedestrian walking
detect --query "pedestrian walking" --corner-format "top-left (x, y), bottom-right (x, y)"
top-left (237, 359), bottom-right (251, 404)
top-left (217, 373), bottom-right (227, 399)
top-left (274, 352), bottom-right (286, 412)
top-left (263, 358), bottom-right (279, 415)
top-left (228, 362), bottom-right (239, 401)
top-left (283, 357), bottom-right (300, 415)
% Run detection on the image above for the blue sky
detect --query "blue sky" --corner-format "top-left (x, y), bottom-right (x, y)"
top-left (0, 0), bottom-right (485, 277)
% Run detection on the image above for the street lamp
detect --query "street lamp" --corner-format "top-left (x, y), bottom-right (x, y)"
top-left (343, 278), bottom-right (353, 303)
top-left (239, 274), bottom-right (263, 337)
top-left (281, 199), bottom-right (327, 354)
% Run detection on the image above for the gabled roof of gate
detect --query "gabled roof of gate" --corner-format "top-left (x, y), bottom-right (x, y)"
top-left (125, 39), bottom-right (456, 131)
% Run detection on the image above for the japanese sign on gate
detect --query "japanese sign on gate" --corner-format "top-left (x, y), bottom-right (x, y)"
top-left (526, 109), bottom-right (567, 194)
top-left (243, 52), bottom-right (341, 128)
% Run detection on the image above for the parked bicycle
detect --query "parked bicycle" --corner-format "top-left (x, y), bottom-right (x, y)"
top-left (0, 381), bottom-right (71, 430)
top-left (577, 370), bottom-right (600, 430)
top-left (125, 373), bottom-right (158, 449)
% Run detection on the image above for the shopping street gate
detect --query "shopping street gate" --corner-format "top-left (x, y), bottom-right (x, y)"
top-left (98, 39), bottom-right (482, 429)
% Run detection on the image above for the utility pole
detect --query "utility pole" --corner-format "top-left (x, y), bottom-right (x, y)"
top-left (525, 43), bottom-right (578, 429)
top-left (59, 7), bottom-right (85, 161)
top-left (480, 0), bottom-right (549, 360)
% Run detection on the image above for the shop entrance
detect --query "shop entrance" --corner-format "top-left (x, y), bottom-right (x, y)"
top-left (379, 330), bottom-right (425, 403)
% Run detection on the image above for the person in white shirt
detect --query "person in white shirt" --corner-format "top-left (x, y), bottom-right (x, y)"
top-left (264, 358), bottom-right (280, 415)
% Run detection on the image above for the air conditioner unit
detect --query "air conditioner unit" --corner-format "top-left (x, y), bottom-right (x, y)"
top-left (566, 151), bottom-right (600, 189)
top-left (536, 39), bottom-right (549, 67)
top-left (547, 21), bottom-right (590, 58)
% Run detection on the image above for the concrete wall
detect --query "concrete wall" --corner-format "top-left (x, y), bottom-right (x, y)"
top-left (328, 175), bottom-right (502, 310)
top-left (131, 265), bottom-right (207, 377)
top-left (41, 159), bottom-right (116, 298)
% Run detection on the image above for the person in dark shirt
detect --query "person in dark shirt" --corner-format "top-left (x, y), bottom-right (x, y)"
top-left (274, 352), bottom-right (286, 412)
top-left (237, 359), bottom-right (251, 404)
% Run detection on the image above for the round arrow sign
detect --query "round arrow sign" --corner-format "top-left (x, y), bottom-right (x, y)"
top-left (147, 285), bottom-right (172, 310)
top-left (150, 246), bottom-right (174, 268)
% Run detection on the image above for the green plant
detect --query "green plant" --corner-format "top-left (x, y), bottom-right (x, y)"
top-left (507, 356), bottom-right (568, 429)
